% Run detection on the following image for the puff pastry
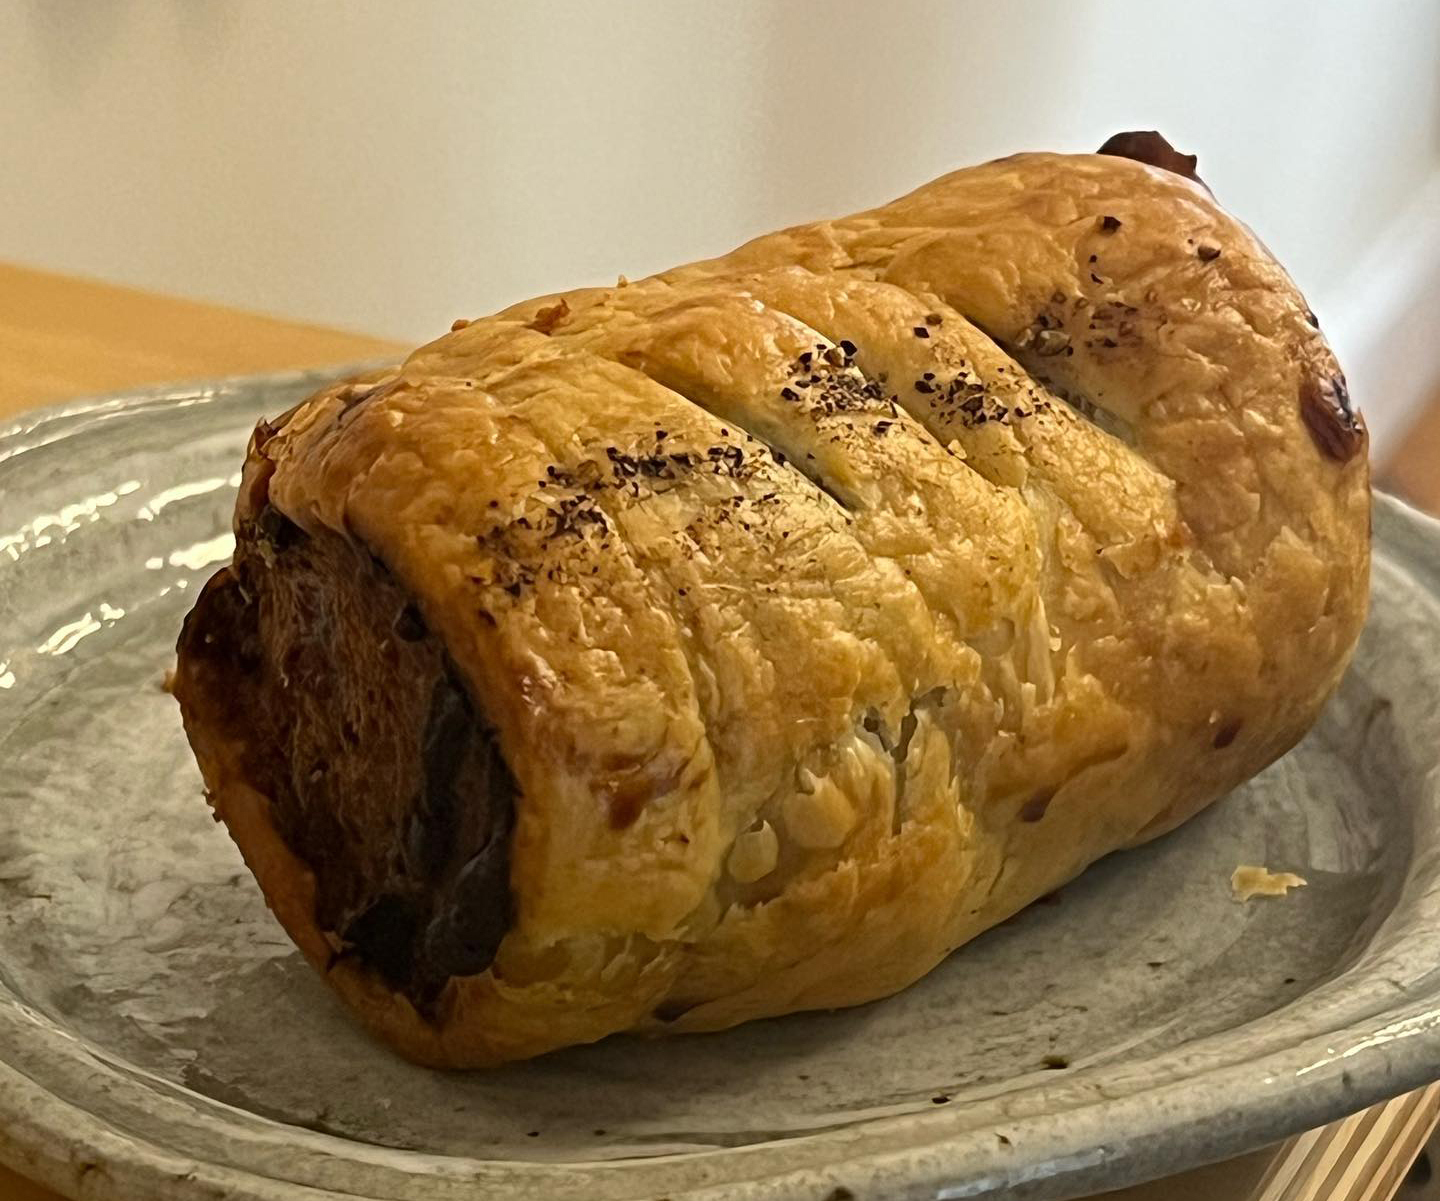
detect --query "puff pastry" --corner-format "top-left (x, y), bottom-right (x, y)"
top-left (175, 133), bottom-right (1369, 1067)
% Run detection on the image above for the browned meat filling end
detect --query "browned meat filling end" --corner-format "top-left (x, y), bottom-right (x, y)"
top-left (176, 508), bottom-right (515, 1014)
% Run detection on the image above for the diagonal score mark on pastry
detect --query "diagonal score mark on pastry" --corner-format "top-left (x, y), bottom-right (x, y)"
top-left (173, 133), bottom-right (1369, 1067)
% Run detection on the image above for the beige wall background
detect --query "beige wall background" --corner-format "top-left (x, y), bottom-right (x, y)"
top-left (3, 0), bottom-right (1439, 453)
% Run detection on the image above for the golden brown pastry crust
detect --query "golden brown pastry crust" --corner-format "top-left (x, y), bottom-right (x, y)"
top-left (175, 141), bottom-right (1369, 1067)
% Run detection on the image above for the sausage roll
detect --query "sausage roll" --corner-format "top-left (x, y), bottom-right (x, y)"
top-left (174, 133), bottom-right (1369, 1067)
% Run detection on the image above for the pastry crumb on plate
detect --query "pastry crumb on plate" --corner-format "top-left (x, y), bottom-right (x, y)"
top-left (1231, 865), bottom-right (1308, 901)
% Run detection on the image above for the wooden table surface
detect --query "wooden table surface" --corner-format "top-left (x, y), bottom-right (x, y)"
top-left (0, 264), bottom-right (1433, 1201)
top-left (0, 262), bottom-right (405, 418)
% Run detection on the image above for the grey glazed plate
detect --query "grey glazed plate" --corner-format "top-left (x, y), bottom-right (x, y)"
top-left (2, 369), bottom-right (1439, 1201)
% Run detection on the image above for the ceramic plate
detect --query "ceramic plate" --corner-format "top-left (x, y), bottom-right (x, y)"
top-left (2, 369), bottom-right (1439, 1201)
